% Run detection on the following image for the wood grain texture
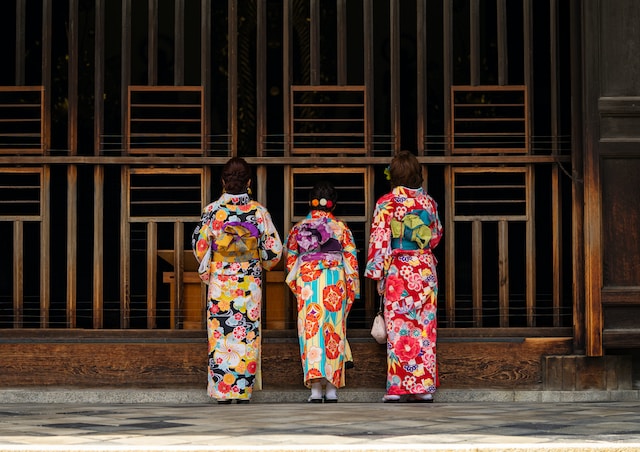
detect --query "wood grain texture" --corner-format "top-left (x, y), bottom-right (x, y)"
top-left (0, 335), bottom-right (572, 389)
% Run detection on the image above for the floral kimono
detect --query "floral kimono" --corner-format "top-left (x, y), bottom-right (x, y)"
top-left (364, 186), bottom-right (443, 396)
top-left (285, 210), bottom-right (360, 388)
top-left (192, 192), bottom-right (282, 401)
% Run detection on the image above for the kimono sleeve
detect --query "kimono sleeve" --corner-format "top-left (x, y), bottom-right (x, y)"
top-left (257, 206), bottom-right (283, 271)
top-left (284, 223), bottom-right (301, 292)
top-left (192, 208), bottom-right (214, 283)
top-left (364, 201), bottom-right (392, 281)
top-left (341, 224), bottom-right (360, 309)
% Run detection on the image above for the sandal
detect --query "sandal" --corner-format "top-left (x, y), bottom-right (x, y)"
top-left (307, 396), bottom-right (324, 403)
top-left (407, 394), bottom-right (433, 403)
top-left (382, 394), bottom-right (400, 403)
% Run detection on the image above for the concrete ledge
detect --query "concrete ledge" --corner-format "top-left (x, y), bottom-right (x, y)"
top-left (1, 388), bottom-right (638, 404)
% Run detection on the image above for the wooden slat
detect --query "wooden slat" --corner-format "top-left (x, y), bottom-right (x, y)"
top-left (228, 0), bottom-right (238, 155)
top-left (13, 221), bottom-right (23, 328)
top-left (472, 220), bottom-right (482, 327)
top-left (497, 0), bottom-right (508, 85)
top-left (526, 165), bottom-right (536, 326)
top-left (66, 165), bottom-right (77, 328)
top-left (174, 0), bottom-right (185, 86)
top-left (498, 220), bottom-right (509, 327)
top-left (148, 0), bottom-right (158, 86)
top-left (15, 0), bottom-right (26, 85)
top-left (390, 0), bottom-right (400, 153)
top-left (310, 0), bottom-right (319, 85)
top-left (201, 0), bottom-right (211, 154)
top-left (147, 221), bottom-right (157, 329)
top-left (40, 166), bottom-right (50, 327)
top-left (416, 0), bottom-right (426, 155)
top-left (121, 166), bottom-right (130, 328)
top-left (93, 166), bottom-right (104, 328)
top-left (470, 0), bottom-right (480, 86)
top-left (173, 221), bottom-right (184, 329)
top-left (336, 0), bottom-right (347, 85)
top-left (445, 165), bottom-right (455, 327)
top-left (256, 0), bottom-right (266, 156)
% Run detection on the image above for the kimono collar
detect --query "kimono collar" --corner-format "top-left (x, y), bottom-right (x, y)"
top-left (219, 192), bottom-right (251, 205)
top-left (392, 185), bottom-right (424, 197)
top-left (309, 210), bottom-right (335, 220)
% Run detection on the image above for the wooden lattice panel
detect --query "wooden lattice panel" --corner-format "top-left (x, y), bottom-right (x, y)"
top-left (451, 85), bottom-right (529, 155)
top-left (290, 86), bottom-right (367, 155)
top-left (0, 87), bottom-right (44, 155)
top-left (126, 86), bottom-right (204, 156)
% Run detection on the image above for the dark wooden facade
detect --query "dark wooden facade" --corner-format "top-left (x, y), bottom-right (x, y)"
top-left (0, 0), bottom-right (638, 390)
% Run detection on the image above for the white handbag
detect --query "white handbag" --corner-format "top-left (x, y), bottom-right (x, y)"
top-left (370, 297), bottom-right (387, 344)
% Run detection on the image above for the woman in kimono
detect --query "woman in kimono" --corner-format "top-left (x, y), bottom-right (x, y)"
top-left (285, 181), bottom-right (360, 403)
top-left (192, 157), bottom-right (282, 404)
top-left (365, 150), bottom-right (443, 403)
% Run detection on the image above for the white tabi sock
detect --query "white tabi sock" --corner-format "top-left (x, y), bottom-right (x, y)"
top-left (324, 381), bottom-right (338, 400)
top-left (310, 381), bottom-right (323, 399)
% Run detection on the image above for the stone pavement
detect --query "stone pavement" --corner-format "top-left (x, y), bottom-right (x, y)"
top-left (1, 390), bottom-right (640, 452)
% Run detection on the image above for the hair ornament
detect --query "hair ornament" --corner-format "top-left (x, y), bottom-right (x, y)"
top-left (311, 199), bottom-right (319, 207)
top-left (325, 200), bottom-right (333, 208)
top-left (319, 198), bottom-right (327, 206)
top-left (384, 165), bottom-right (391, 181)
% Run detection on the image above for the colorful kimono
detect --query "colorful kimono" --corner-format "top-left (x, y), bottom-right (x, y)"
top-left (364, 186), bottom-right (443, 396)
top-left (285, 210), bottom-right (360, 388)
top-left (192, 192), bottom-right (282, 401)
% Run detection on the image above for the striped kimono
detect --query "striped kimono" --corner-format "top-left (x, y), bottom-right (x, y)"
top-left (364, 186), bottom-right (443, 396)
top-left (285, 210), bottom-right (360, 388)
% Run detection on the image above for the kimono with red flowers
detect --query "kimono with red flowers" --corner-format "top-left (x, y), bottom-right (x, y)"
top-left (285, 210), bottom-right (360, 388)
top-left (192, 192), bottom-right (282, 401)
top-left (364, 186), bottom-right (443, 396)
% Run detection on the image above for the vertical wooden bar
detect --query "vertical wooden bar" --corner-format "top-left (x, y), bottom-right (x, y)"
top-left (444, 166), bottom-right (455, 327)
top-left (201, 0), bottom-right (211, 154)
top-left (549, 0), bottom-right (562, 327)
top-left (443, 0), bottom-right (452, 155)
top-left (469, 0), bottom-right (480, 85)
top-left (13, 221), bottom-right (23, 328)
top-left (416, 0), bottom-right (426, 155)
top-left (309, 0), bottom-right (320, 85)
top-left (582, 0), bottom-right (602, 357)
top-left (93, 166), bottom-right (104, 328)
top-left (95, 0), bottom-right (105, 156)
top-left (283, 0), bottom-right (292, 157)
top-left (40, 166), bottom-right (50, 327)
top-left (283, 164), bottom-right (293, 324)
top-left (122, 0), bottom-right (132, 153)
top-left (570, 0), bottom-right (585, 352)
top-left (228, 0), bottom-right (238, 155)
top-left (42, 0), bottom-right (52, 152)
top-left (256, 0), bottom-right (266, 156)
top-left (472, 220), bottom-right (482, 327)
top-left (93, 0), bottom-right (105, 328)
top-left (67, 165), bottom-right (78, 328)
top-left (173, 221), bottom-right (184, 329)
top-left (174, 0), bottom-right (185, 86)
top-left (336, 0), bottom-right (347, 85)
top-left (526, 166), bottom-right (536, 327)
top-left (147, 221), bottom-right (157, 329)
top-left (552, 165), bottom-right (562, 326)
top-left (523, 0), bottom-right (534, 149)
top-left (363, 0), bottom-right (373, 156)
top-left (496, 0), bottom-right (508, 85)
top-left (15, 0), bottom-right (26, 85)
top-left (148, 0), bottom-right (158, 85)
top-left (67, 0), bottom-right (79, 328)
top-left (498, 220), bottom-right (509, 327)
top-left (389, 0), bottom-right (400, 153)
top-left (121, 166), bottom-right (131, 328)
top-left (69, 0), bottom-right (79, 155)
top-left (523, 0), bottom-right (535, 327)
